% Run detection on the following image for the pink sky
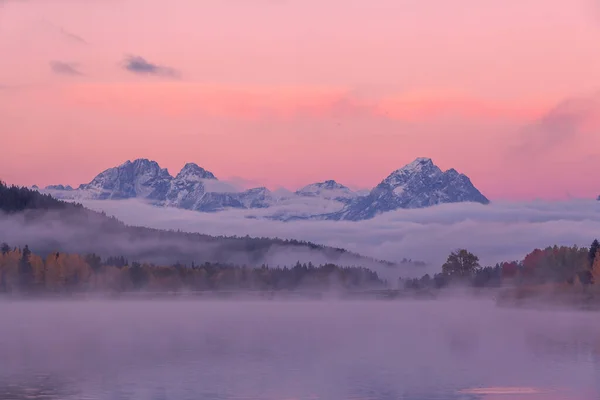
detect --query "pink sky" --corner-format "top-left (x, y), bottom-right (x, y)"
top-left (1, 0), bottom-right (600, 199)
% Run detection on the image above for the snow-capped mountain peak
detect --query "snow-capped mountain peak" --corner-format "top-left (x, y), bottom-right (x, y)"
top-left (73, 158), bottom-right (172, 200)
top-left (175, 163), bottom-right (217, 181)
top-left (327, 158), bottom-right (489, 220)
top-left (401, 157), bottom-right (433, 172)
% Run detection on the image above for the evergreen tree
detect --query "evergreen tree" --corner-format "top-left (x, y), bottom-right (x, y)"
top-left (589, 239), bottom-right (600, 269)
top-left (85, 253), bottom-right (102, 273)
top-left (129, 262), bottom-right (148, 289)
top-left (0, 242), bottom-right (9, 255)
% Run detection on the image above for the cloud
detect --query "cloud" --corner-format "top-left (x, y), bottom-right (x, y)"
top-left (38, 19), bottom-right (89, 44)
top-left (50, 61), bottom-right (83, 76)
top-left (514, 93), bottom-right (600, 155)
top-left (223, 176), bottom-right (270, 191)
top-left (58, 27), bottom-right (87, 44)
top-left (122, 55), bottom-right (180, 78)
top-left (78, 199), bottom-right (600, 276)
top-left (60, 82), bottom-right (539, 122)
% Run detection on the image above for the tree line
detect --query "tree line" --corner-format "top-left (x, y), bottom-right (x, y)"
top-left (0, 244), bottom-right (385, 294)
top-left (400, 239), bottom-right (600, 291)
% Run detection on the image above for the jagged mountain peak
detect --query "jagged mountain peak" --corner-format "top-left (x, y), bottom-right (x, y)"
top-left (320, 180), bottom-right (348, 190)
top-left (389, 157), bottom-right (439, 176)
top-left (74, 158), bottom-right (172, 200)
top-left (327, 158), bottom-right (489, 221)
top-left (405, 157), bottom-right (433, 168)
top-left (176, 163), bottom-right (217, 181)
top-left (117, 158), bottom-right (167, 173)
top-left (121, 158), bottom-right (155, 166)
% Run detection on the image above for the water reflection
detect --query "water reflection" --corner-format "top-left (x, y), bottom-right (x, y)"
top-left (0, 374), bottom-right (77, 400)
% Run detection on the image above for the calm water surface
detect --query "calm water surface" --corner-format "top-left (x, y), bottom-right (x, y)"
top-left (0, 299), bottom-right (599, 400)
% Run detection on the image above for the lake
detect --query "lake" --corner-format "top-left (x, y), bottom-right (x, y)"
top-left (0, 298), bottom-right (598, 400)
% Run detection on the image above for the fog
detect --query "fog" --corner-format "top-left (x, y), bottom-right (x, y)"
top-left (80, 199), bottom-right (600, 271)
top-left (0, 299), bottom-right (598, 399)
top-left (0, 207), bottom-right (419, 281)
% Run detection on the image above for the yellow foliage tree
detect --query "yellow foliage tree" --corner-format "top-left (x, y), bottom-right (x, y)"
top-left (44, 253), bottom-right (63, 292)
top-left (0, 249), bottom-right (21, 292)
top-left (30, 254), bottom-right (45, 288)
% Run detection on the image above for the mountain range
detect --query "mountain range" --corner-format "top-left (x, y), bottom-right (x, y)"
top-left (38, 157), bottom-right (490, 221)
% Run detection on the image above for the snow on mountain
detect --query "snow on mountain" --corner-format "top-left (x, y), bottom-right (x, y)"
top-left (76, 159), bottom-right (173, 201)
top-left (164, 163), bottom-right (212, 210)
top-left (40, 159), bottom-right (279, 213)
top-left (326, 157), bottom-right (489, 221)
top-left (175, 162), bottom-right (216, 181)
top-left (40, 157), bottom-right (489, 220)
top-left (296, 180), bottom-right (357, 204)
top-left (46, 184), bottom-right (73, 191)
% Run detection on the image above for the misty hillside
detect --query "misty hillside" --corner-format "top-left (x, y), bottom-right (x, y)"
top-left (0, 181), bottom-right (416, 274)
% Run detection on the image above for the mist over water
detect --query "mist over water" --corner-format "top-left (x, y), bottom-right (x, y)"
top-left (0, 299), bottom-right (599, 400)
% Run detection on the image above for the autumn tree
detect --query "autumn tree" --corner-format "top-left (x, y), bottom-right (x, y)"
top-left (18, 245), bottom-right (34, 291)
top-left (442, 249), bottom-right (480, 278)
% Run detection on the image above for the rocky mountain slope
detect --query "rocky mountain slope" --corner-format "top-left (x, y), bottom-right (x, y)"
top-left (326, 158), bottom-right (489, 221)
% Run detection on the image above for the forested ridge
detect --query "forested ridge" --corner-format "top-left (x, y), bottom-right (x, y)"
top-left (0, 181), bottom-right (405, 269)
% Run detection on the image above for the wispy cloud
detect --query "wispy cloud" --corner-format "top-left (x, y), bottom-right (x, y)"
top-left (513, 93), bottom-right (600, 155)
top-left (50, 61), bottom-right (83, 76)
top-left (58, 27), bottom-right (87, 44)
top-left (39, 20), bottom-right (88, 44)
top-left (122, 55), bottom-right (180, 78)
top-left (60, 82), bottom-right (537, 123)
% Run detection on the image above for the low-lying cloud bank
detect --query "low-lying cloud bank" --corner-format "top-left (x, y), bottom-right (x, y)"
top-left (81, 199), bottom-right (600, 272)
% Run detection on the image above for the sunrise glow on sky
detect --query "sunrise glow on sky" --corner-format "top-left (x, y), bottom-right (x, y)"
top-left (1, 0), bottom-right (600, 199)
